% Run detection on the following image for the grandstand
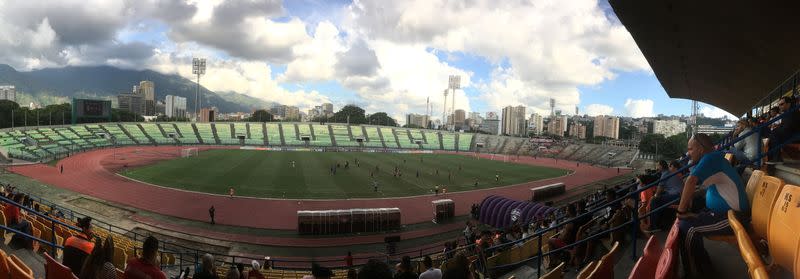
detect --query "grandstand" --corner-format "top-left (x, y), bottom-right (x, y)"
top-left (310, 124), bottom-right (332, 146)
top-left (331, 124), bottom-right (359, 147)
top-left (265, 123), bottom-right (282, 145)
top-left (245, 123), bottom-right (265, 145)
top-left (282, 123), bottom-right (301, 145)
top-left (194, 123), bottom-right (218, 144)
top-left (362, 126), bottom-right (385, 148)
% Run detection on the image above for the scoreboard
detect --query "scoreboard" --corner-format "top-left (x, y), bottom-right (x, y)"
top-left (72, 98), bottom-right (112, 123)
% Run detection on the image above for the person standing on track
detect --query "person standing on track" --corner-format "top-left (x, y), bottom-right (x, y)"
top-left (209, 206), bottom-right (215, 225)
top-left (228, 187), bottom-right (235, 198)
top-left (60, 164), bottom-right (64, 174)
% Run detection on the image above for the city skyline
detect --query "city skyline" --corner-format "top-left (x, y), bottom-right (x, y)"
top-left (0, 0), bottom-right (742, 125)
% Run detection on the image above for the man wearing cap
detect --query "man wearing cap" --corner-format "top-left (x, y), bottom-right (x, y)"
top-left (247, 260), bottom-right (265, 279)
top-left (63, 217), bottom-right (96, 276)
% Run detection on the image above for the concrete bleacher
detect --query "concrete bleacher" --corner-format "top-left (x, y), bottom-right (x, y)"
top-left (0, 123), bottom-right (495, 161)
top-left (140, 123), bottom-right (174, 144)
top-left (362, 126), bottom-right (384, 148)
top-left (194, 123), bottom-right (217, 144)
top-left (458, 133), bottom-right (473, 151)
top-left (440, 132), bottom-right (456, 151)
top-left (331, 124), bottom-right (359, 147)
top-left (174, 123), bottom-right (200, 144)
top-left (310, 124), bottom-right (332, 146)
top-left (422, 131), bottom-right (441, 150)
top-left (265, 123), bottom-right (282, 145)
top-left (214, 123), bottom-right (237, 145)
top-left (245, 123), bottom-right (265, 145)
top-left (379, 127), bottom-right (399, 148)
top-left (281, 123), bottom-right (302, 145)
top-left (395, 129), bottom-right (418, 148)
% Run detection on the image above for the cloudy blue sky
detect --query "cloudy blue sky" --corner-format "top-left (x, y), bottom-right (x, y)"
top-left (0, 0), bottom-right (735, 122)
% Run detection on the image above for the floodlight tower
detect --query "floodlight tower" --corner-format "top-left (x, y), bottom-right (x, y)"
top-left (192, 58), bottom-right (206, 121)
top-left (442, 89), bottom-right (448, 129)
top-left (448, 75), bottom-right (461, 131)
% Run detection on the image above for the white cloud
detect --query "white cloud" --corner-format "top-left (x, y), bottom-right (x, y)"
top-left (700, 105), bottom-right (738, 119)
top-left (624, 98), bottom-right (654, 118)
top-left (278, 21), bottom-right (344, 82)
top-left (346, 0), bottom-right (650, 113)
top-left (584, 104), bottom-right (614, 116)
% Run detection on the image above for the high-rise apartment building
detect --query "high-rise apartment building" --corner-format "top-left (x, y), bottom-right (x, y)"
top-left (529, 113), bottom-right (544, 135)
top-left (501, 105), bottom-right (526, 137)
top-left (406, 113), bottom-right (429, 128)
top-left (547, 115), bottom-right (568, 137)
top-left (593, 115), bottom-right (620, 139)
top-left (138, 81), bottom-right (156, 116)
top-left (285, 106), bottom-right (300, 121)
top-left (118, 93), bottom-right (144, 115)
top-left (165, 95), bottom-right (187, 118)
top-left (0, 85), bottom-right (16, 102)
top-left (569, 122), bottom-right (587, 139)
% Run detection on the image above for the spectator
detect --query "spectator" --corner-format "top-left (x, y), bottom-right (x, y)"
top-left (731, 119), bottom-right (758, 165)
top-left (647, 160), bottom-right (684, 232)
top-left (124, 236), bottom-right (167, 279)
top-left (676, 133), bottom-right (750, 277)
top-left (225, 264), bottom-right (239, 279)
top-left (546, 203), bottom-right (578, 268)
top-left (4, 194), bottom-right (34, 250)
top-left (419, 256), bottom-right (442, 279)
top-left (77, 238), bottom-right (106, 279)
top-left (441, 253), bottom-right (473, 279)
top-left (236, 263), bottom-right (245, 279)
top-left (358, 259), bottom-right (392, 279)
top-left (192, 254), bottom-right (219, 279)
top-left (247, 261), bottom-right (265, 279)
top-left (64, 217), bottom-right (96, 276)
top-left (347, 269), bottom-right (357, 279)
top-left (393, 256), bottom-right (417, 279)
top-left (766, 96), bottom-right (800, 165)
top-left (345, 251), bottom-right (353, 268)
top-left (302, 263), bottom-right (333, 279)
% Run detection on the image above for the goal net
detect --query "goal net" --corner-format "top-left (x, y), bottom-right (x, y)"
top-left (181, 148), bottom-right (199, 158)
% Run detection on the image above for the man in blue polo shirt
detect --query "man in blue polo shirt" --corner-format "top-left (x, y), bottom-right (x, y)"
top-left (676, 133), bottom-right (750, 277)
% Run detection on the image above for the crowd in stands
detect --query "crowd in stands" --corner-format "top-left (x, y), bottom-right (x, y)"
top-left (729, 95), bottom-right (800, 171)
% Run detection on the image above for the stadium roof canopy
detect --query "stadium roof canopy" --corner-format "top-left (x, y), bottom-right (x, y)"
top-left (610, 0), bottom-right (800, 116)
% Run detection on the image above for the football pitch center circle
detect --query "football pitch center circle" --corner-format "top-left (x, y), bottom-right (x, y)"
top-left (119, 149), bottom-right (571, 199)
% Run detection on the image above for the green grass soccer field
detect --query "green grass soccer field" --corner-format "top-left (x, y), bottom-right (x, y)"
top-left (120, 150), bottom-right (569, 199)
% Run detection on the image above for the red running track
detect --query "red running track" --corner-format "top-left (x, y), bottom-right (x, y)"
top-left (10, 146), bottom-right (628, 230)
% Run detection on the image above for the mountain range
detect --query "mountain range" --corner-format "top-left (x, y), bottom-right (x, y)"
top-left (0, 64), bottom-right (273, 113)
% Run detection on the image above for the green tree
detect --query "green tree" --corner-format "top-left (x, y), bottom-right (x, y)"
top-left (403, 124), bottom-right (423, 129)
top-left (367, 112), bottom-right (397, 126)
top-left (0, 100), bottom-right (20, 128)
top-left (248, 110), bottom-right (274, 122)
top-left (330, 105), bottom-right (366, 124)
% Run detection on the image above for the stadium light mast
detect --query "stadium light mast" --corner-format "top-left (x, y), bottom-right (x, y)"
top-left (448, 75), bottom-right (461, 131)
top-left (192, 58), bottom-right (206, 122)
top-left (442, 89), bottom-right (448, 129)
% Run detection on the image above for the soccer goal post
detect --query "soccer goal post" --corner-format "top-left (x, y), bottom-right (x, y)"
top-left (181, 148), bottom-right (199, 158)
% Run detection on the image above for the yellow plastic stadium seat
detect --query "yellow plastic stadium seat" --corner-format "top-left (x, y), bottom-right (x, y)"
top-left (728, 210), bottom-right (768, 278)
top-left (541, 262), bottom-right (564, 279)
top-left (746, 170), bottom-right (765, 204)
top-left (9, 254), bottom-right (33, 279)
top-left (752, 175), bottom-right (785, 240)
top-left (113, 247), bottom-right (127, 269)
top-left (767, 185), bottom-right (800, 274)
top-left (0, 248), bottom-right (11, 279)
top-left (577, 261), bottom-right (596, 279)
top-left (587, 241), bottom-right (619, 279)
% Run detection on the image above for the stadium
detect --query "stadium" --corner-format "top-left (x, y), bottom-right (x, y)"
top-left (0, 1), bottom-right (800, 279)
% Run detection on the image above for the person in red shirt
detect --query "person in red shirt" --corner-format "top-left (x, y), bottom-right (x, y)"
top-left (124, 236), bottom-right (167, 279)
top-left (63, 217), bottom-right (95, 275)
top-left (247, 260), bottom-right (265, 279)
top-left (344, 251), bottom-right (353, 268)
top-left (4, 194), bottom-right (33, 250)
